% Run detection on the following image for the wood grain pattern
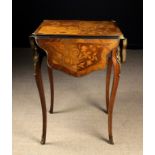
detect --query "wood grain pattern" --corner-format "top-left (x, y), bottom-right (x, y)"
top-left (34, 20), bottom-right (123, 37)
top-left (36, 38), bottom-right (119, 77)
top-left (47, 66), bottom-right (54, 114)
top-left (30, 37), bottom-right (47, 144)
top-left (106, 54), bottom-right (112, 113)
top-left (107, 48), bottom-right (120, 144)
top-left (30, 20), bottom-right (127, 145)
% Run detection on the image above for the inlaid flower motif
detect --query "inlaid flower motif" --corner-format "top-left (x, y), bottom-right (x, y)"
top-left (77, 44), bottom-right (99, 69)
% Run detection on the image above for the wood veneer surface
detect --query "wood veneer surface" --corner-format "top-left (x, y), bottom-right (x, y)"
top-left (34, 20), bottom-right (123, 37)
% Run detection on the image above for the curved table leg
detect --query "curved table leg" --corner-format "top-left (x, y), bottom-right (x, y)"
top-left (34, 51), bottom-right (47, 144)
top-left (106, 54), bottom-right (112, 113)
top-left (47, 66), bottom-right (54, 114)
top-left (108, 48), bottom-right (120, 144)
top-left (31, 38), bottom-right (47, 145)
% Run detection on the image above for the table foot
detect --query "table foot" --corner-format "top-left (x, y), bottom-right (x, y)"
top-left (49, 110), bottom-right (53, 114)
top-left (40, 137), bottom-right (46, 145)
top-left (109, 135), bottom-right (114, 144)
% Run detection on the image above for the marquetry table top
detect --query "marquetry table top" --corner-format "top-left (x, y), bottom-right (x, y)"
top-left (33, 20), bottom-right (124, 38)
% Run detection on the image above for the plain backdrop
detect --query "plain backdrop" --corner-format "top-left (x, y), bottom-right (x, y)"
top-left (12, 0), bottom-right (143, 48)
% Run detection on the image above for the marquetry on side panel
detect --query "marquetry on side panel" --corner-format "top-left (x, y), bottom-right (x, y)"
top-left (36, 38), bottom-right (119, 77)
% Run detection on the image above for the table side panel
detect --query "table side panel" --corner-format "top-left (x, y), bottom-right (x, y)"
top-left (36, 38), bottom-right (119, 77)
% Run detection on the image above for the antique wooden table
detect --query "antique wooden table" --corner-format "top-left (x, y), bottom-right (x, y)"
top-left (29, 20), bottom-right (127, 145)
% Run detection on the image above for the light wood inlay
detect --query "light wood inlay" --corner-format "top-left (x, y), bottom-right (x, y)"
top-left (30, 20), bottom-right (127, 145)
top-left (34, 20), bottom-right (123, 37)
top-left (36, 38), bottom-right (119, 76)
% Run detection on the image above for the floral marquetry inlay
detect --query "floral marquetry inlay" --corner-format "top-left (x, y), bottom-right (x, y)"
top-left (30, 20), bottom-right (127, 145)
top-left (32, 20), bottom-right (125, 76)
top-left (34, 20), bottom-right (123, 37)
top-left (36, 38), bottom-right (119, 76)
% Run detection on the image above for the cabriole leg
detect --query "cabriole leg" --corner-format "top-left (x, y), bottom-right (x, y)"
top-left (107, 48), bottom-right (120, 144)
top-left (30, 37), bottom-right (47, 144)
